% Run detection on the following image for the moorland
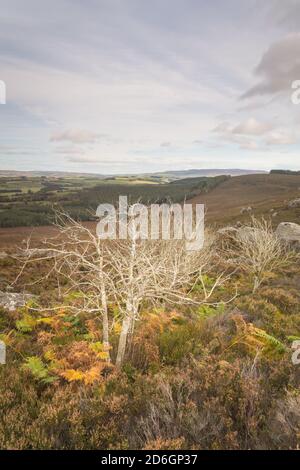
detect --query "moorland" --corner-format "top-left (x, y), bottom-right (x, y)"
top-left (0, 170), bottom-right (299, 450)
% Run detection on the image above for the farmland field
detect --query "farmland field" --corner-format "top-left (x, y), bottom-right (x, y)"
top-left (0, 172), bottom-right (299, 248)
top-left (0, 174), bottom-right (229, 228)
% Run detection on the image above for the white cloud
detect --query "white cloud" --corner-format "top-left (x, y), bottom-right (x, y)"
top-left (50, 129), bottom-right (103, 144)
top-left (213, 116), bottom-right (297, 151)
top-left (265, 130), bottom-right (297, 145)
top-left (239, 141), bottom-right (259, 151)
top-left (160, 141), bottom-right (171, 147)
top-left (232, 118), bottom-right (273, 135)
top-left (54, 146), bottom-right (85, 155)
top-left (213, 118), bottom-right (273, 137)
top-left (213, 122), bottom-right (232, 134)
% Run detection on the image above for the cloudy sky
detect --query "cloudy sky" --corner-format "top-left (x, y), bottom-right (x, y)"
top-left (0, 0), bottom-right (300, 174)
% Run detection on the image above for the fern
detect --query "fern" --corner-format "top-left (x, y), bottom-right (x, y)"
top-left (60, 365), bottom-right (103, 385)
top-left (22, 356), bottom-right (57, 384)
top-left (252, 327), bottom-right (286, 354)
top-left (0, 330), bottom-right (15, 346)
top-left (89, 341), bottom-right (110, 359)
top-left (16, 314), bottom-right (37, 333)
top-left (287, 335), bottom-right (300, 342)
top-left (231, 314), bottom-right (286, 357)
top-left (198, 303), bottom-right (225, 319)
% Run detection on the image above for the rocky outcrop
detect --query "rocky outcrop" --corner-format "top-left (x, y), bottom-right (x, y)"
top-left (287, 199), bottom-right (300, 209)
top-left (276, 222), bottom-right (300, 249)
top-left (240, 206), bottom-right (253, 215)
top-left (0, 291), bottom-right (35, 312)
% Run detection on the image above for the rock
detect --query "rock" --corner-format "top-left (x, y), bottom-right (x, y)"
top-left (276, 223), bottom-right (300, 252)
top-left (0, 291), bottom-right (35, 312)
top-left (272, 212), bottom-right (278, 218)
top-left (240, 206), bottom-right (253, 215)
top-left (276, 222), bottom-right (300, 248)
top-left (287, 199), bottom-right (300, 208)
top-left (217, 226), bottom-right (238, 236)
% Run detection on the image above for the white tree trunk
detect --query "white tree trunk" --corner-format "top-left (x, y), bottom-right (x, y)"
top-left (116, 232), bottom-right (138, 367)
top-left (116, 298), bottom-right (138, 367)
top-left (99, 254), bottom-right (111, 362)
top-left (101, 285), bottom-right (111, 362)
top-left (116, 316), bottom-right (131, 367)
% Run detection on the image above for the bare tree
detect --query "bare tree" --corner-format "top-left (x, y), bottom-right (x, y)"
top-left (108, 229), bottom-right (231, 366)
top-left (17, 210), bottom-right (232, 367)
top-left (230, 217), bottom-right (294, 292)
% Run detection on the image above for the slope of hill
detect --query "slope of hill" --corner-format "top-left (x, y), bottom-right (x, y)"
top-left (188, 173), bottom-right (300, 225)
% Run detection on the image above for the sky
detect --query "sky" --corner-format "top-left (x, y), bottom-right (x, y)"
top-left (0, 0), bottom-right (300, 174)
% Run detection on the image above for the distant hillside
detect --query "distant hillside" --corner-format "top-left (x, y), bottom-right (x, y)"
top-left (0, 170), bottom-right (106, 178)
top-left (0, 172), bottom-right (299, 244)
top-left (188, 173), bottom-right (300, 226)
top-left (0, 174), bottom-right (228, 228)
top-left (270, 169), bottom-right (300, 175)
top-left (150, 168), bottom-right (267, 179)
top-left (0, 168), bottom-right (267, 180)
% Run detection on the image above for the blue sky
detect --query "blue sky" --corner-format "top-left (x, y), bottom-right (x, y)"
top-left (0, 0), bottom-right (300, 174)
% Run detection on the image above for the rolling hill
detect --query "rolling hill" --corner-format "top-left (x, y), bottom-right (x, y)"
top-left (188, 173), bottom-right (300, 226)
top-left (0, 172), bottom-right (299, 248)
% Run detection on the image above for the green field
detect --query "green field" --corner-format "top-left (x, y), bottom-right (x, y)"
top-left (0, 174), bottom-right (229, 227)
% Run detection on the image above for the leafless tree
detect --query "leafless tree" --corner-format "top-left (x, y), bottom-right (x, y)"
top-left (230, 217), bottom-right (294, 292)
top-left (16, 209), bottom-right (233, 367)
top-left (110, 231), bottom-right (227, 366)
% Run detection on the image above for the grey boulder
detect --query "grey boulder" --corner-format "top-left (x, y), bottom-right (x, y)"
top-left (0, 291), bottom-right (35, 312)
top-left (276, 222), bottom-right (300, 249)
